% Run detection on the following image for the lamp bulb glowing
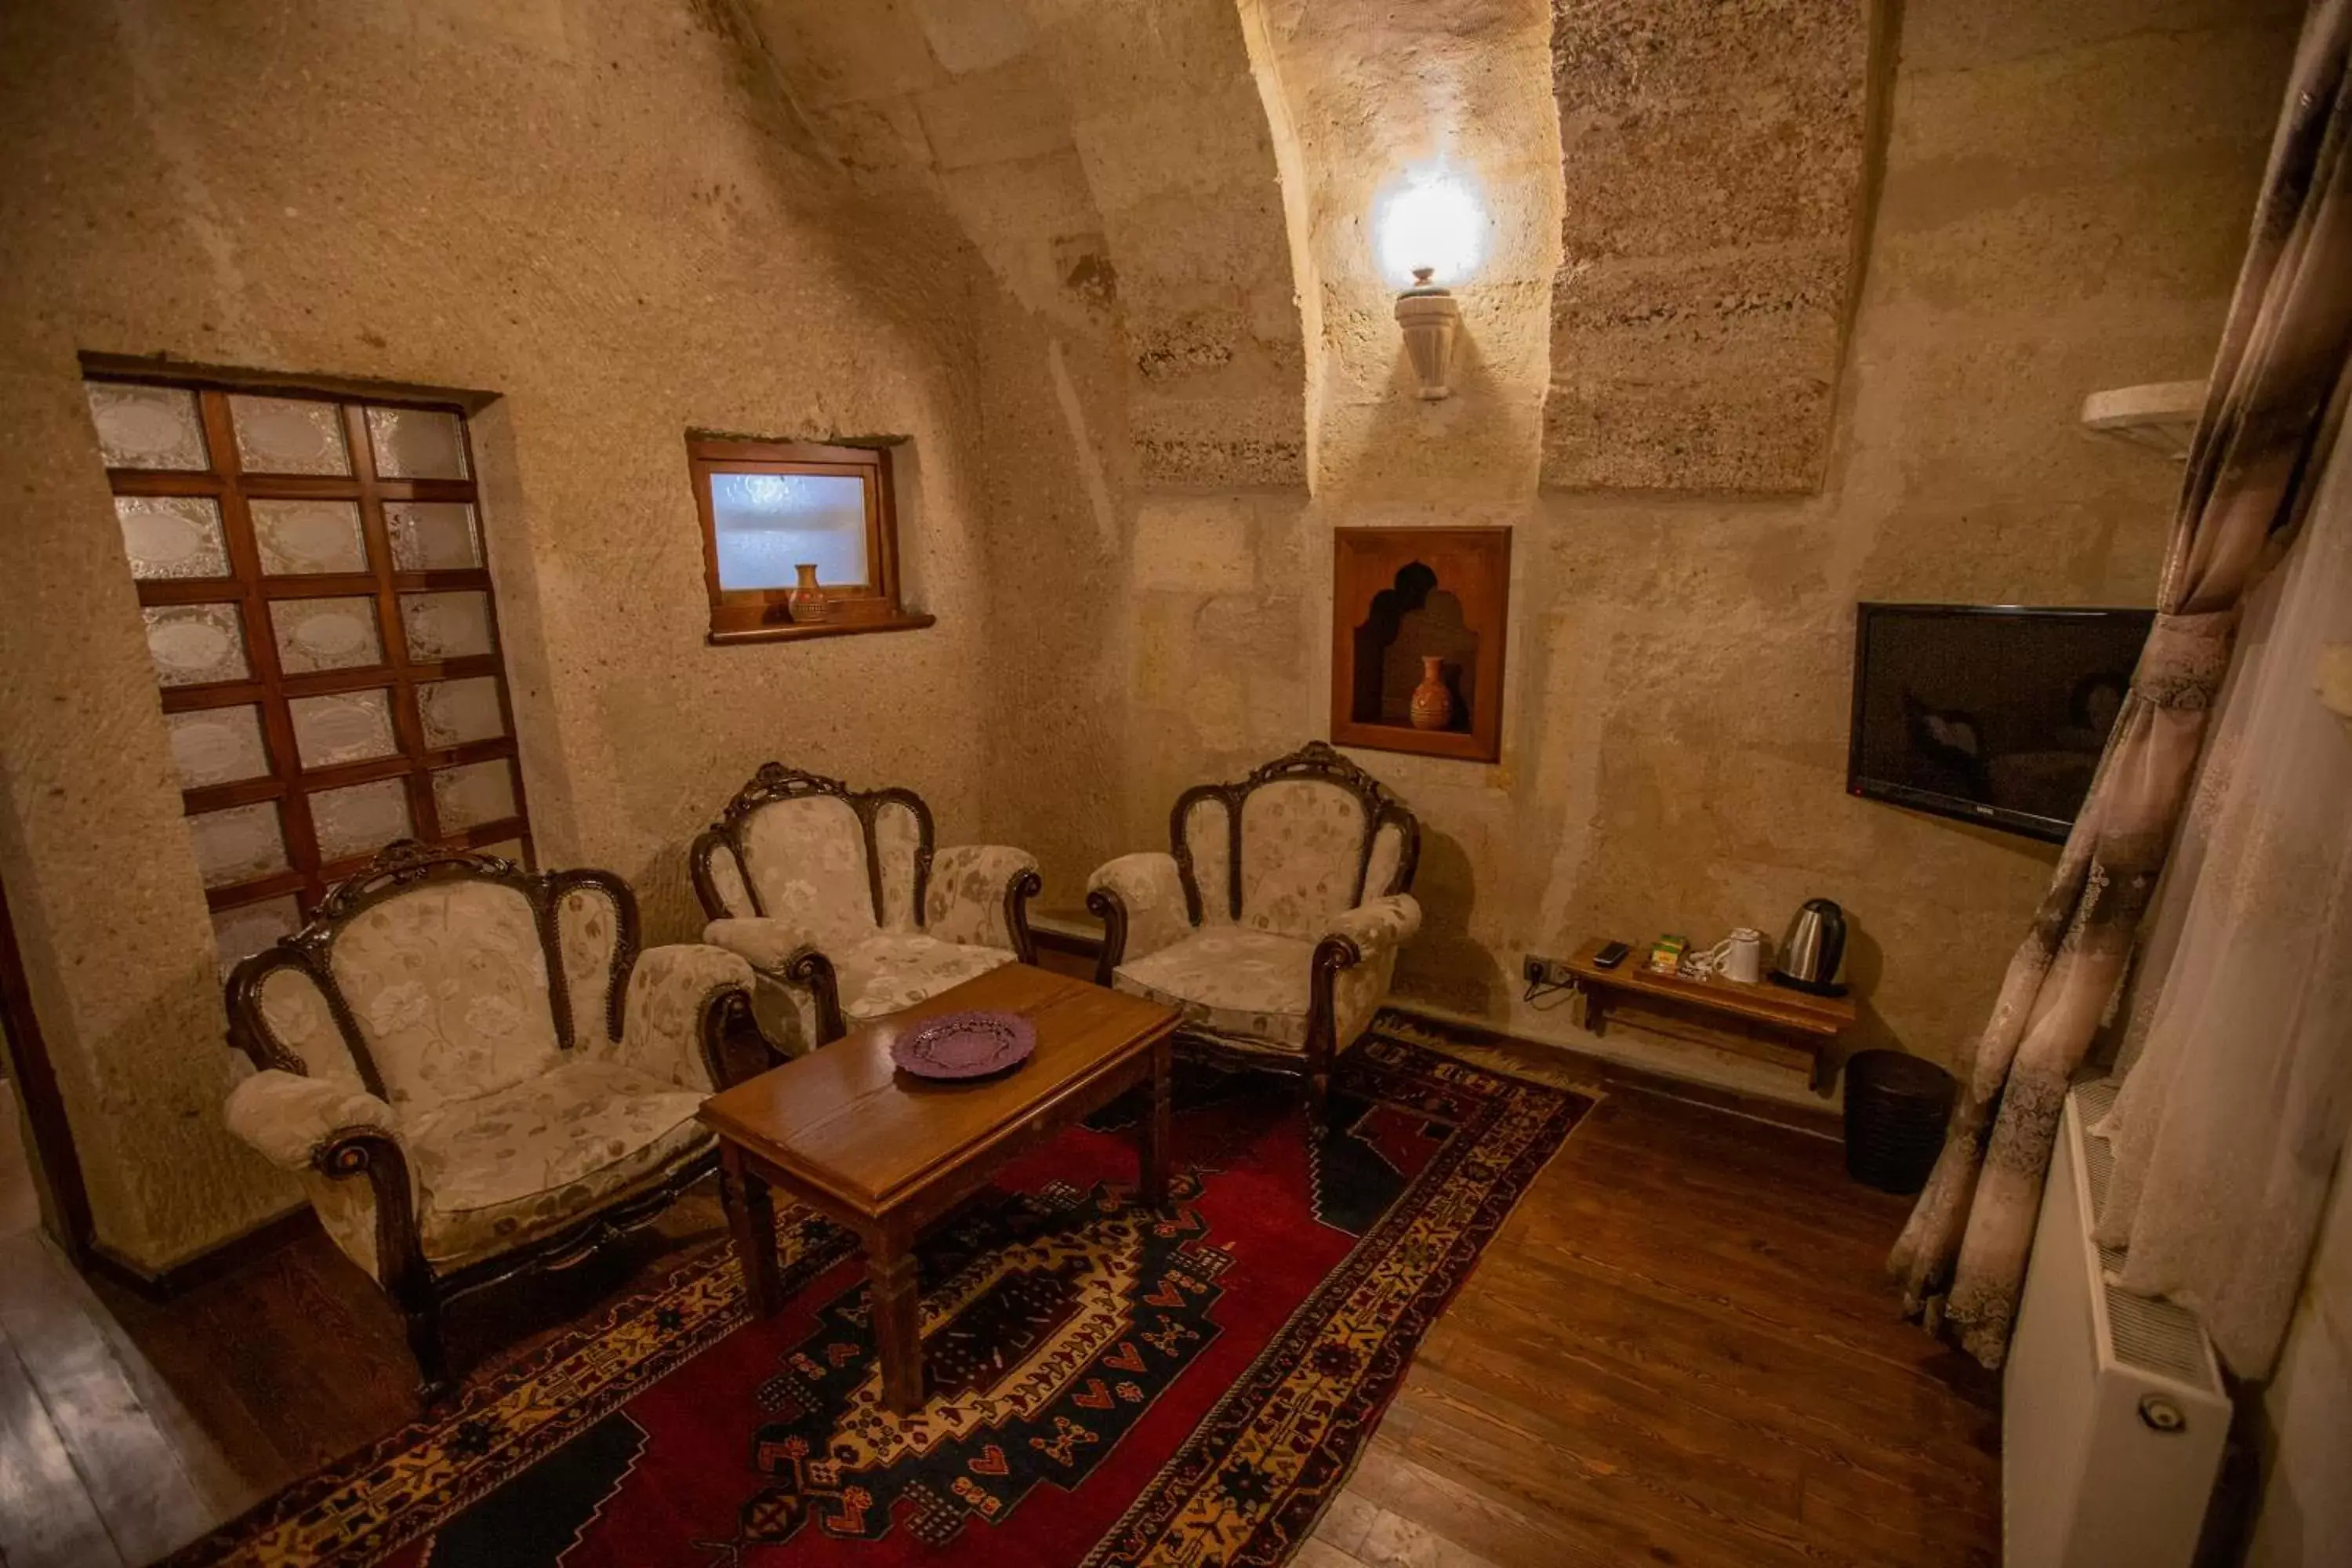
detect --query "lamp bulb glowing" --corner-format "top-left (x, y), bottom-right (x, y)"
top-left (1375, 171), bottom-right (1483, 289)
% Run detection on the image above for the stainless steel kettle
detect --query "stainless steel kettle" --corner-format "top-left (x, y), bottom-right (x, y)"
top-left (1769, 898), bottom-right (1848, 996)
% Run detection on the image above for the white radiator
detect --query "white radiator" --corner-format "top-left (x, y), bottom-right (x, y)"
top-left (2004, 1079), bottom-right (2229, 1567)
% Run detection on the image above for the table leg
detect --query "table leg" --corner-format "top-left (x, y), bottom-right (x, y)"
top-left (1139, 1036), bottom-right (1172, 1213)
top-left (869, 1246), bottom-right (924, 1413)
top-left (720, 1143), bottom-right (783, 1317)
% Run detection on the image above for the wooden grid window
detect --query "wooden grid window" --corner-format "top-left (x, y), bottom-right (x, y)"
top-left (82, 374), bottom-right (533, 976)
top-left (686, 435), bottom-right (933, 644)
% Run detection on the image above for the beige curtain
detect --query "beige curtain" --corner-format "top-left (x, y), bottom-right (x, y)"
top-left (2091, 380), bottom-right (2350, 1379)
top-left (1889, 0), bottom-right (2352, 1368)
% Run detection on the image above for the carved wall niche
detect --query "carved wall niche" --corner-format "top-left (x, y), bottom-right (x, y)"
top-left (1330, 527), bottom-right (1510, 762)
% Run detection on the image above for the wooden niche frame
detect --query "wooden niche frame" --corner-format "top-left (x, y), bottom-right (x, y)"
top-left (686, 434), bottom-right (933, 645)
top-left (1330, 526), bottom-right (1510, 763)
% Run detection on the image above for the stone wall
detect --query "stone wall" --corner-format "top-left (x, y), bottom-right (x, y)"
top-left (0, 0), bottom-right (1054, 1269)
top-left (1110, 0), bottom-right (2298, 1100)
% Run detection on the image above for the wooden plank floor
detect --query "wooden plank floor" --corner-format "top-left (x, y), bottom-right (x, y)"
top-left (0, 1059), bottom-right (1998, 1566)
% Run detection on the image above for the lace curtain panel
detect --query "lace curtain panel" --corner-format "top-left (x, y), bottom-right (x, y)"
top-left (1889, 0), bottom-right (2352, 1367)
top-left (2092, 392), bottom-right (2352, 1379)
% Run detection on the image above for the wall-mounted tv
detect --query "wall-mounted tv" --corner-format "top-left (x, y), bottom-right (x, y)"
top-left (1849, 603), bottom-right (2154, 844)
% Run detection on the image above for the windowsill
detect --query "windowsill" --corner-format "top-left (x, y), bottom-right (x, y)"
top-left (706, 612), bottom-right (936, 647)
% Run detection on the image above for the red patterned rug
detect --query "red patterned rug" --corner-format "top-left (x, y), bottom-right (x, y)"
top-left (165, 1033), bottom-right (1588, 1567)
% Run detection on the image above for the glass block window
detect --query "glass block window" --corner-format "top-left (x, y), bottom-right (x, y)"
top-left (83, 372), bottom-right (534, 962)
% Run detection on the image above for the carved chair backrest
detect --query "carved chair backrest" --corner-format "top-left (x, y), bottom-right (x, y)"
top-left (1171, 742), bottom-right (1420, 942)
top-left (225, 842), bottom-right (641, 1120)
top-left (690, 764), bottom-right (935, 942)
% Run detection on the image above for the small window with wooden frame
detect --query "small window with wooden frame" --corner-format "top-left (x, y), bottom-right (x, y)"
top-left (80, 362), bottom-right (534, 978)
top-left (686, 435), bottom-right (931, 644)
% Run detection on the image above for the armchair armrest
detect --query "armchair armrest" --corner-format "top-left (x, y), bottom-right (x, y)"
top-left (1085, 851), bottom-right (1196, 981)
top-left (1316, 894), bottom-right (1423, 965)
top-left (702, 918), bottom-right (846, 1051)
top-left (224, 1069), bottom-right (404, 1170)
top-left (621, 942), bottom-right (757, 1091)
top-left (924, 844), bottom-right (1043, 960)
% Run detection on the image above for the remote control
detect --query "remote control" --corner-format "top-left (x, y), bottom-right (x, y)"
top-left (1593, 940), bottom-right (1631, 969)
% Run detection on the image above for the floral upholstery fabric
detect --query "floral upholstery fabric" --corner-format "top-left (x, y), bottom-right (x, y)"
top-left (701, 916), bottom-right (821, 972)
top-left (739, 795), bottom-right (879, 947)
top-left (608, 942), bottom-right (753, 1092)
top-left (1181, 796), bottom-right (1235, 924)
top-left (702, 843), bottom-right (754, 920)
top-left (1325, 895), bottom-right (1421, 1054)
top-left (871, 799), bottom-right (923, 933)
top-left (1239, 779), bottom-right (1369, 938)
top-left (253, 964), bottom-right (365, 1088)
top-left (1114, 927), bottom-right (1316, 1050)
top-left (224, 1068), bottom-right (412, 1280)
top-left (407, 1058), bottom-right (710, 1269)
top-left (837, 931), bottom-right (1013, 1019)
top-left (556, 883), bottom-right (623, 1048)
top-left (1087, 851), bottom-right (1194, 964)
top-left (924, 844), bottom-right (1039, 952)
top-left (327, 881), bottom-right (560, 1114)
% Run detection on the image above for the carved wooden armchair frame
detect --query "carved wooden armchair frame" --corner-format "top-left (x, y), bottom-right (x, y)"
top-left (223, 841), bottom-right (764, 1403)
top-left (689, 762), bottom-right (1043, 1047)
top-left (1088, 741), bottom-right (1422, 1116)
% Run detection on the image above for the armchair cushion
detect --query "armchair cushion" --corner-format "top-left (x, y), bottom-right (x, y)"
top-left (328, 880), bottom-right (560, 1112)
top-left (408, 1058), bottom-right (709, 1269)
top-left (924, 844), bottom-right (1040, 952)
top-left (1087, 851), bottom-right (1194, 965)
top-left (837, 932), bottom-right (1014, 1019)
top-left (1113, 927), bottom-right (1316, 1050)
top-left (1321, 894), bottom-right (1423, 956)
top-left (1240, 779), bottom-right (1370, 938)
top-left (701, 916), bottom-right (818, 972)
top-left (739, 794), bottom-right (879, 947)
top-left (615, 942), bottom-right (754, 1091)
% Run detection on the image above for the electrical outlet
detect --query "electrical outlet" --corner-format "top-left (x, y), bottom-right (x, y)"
top-left (1523, 954), bottom-right (1573, 987)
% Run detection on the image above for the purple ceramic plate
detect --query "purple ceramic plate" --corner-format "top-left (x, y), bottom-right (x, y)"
top-left (891, 1009), bottom-right (1036, 1080)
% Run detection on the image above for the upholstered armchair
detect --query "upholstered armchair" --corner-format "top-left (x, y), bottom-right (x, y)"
top-left (1087, 741), bottom-right (1422, 1120)
top-left (690, 763), bottom-right (1042, 1052)
top-left (220, 842), bottom-right (758, 1403)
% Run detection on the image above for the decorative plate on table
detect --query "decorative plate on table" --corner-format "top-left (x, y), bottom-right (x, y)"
top-left (891, 1010), bottom-right (1036, 1080)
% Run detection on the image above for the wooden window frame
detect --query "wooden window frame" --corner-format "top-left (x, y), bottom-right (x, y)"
top-left (84, 365), bottom-right (535, 936)
top-left (686, 435), bottom-right (932, 645)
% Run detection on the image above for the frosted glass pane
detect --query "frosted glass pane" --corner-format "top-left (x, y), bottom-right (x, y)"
top-left (165, 706), bottom-right (270, 789)
top-left (252, 499), bottom-right (367, 575)
top-left (311, 779), bottom-right (412, 861)
top-left (229, 394), bottom-right (350, 475)
top-left (115, 496), bottom-right (228, 579)
top-left (708, 472), bottom-right (869, 590)
top-left (85, 383), bottom-right (209, 471)
top-left (401, 591), bottom-right (495, 660)
top-left (271, 597), bottom-right (383, 673)
top-left (386, 502), bottom-right (481, 570)
top-left (289, 688), bottom-right (397, 768)
top-left (432, 760), bottom-right (516, 830)
top-left (144, 604), bottom-right (250, 688)
top-left (212, 895), bottom-right (301, 979)
top-left (188, 802), bottom-right (287, 887)
top-left (418, 676), bottom-right (505, 748)
top-left (365, 407), bottom-right (469, 479)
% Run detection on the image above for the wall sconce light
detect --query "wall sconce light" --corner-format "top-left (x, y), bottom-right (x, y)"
top-left (1377, 169), bottom-right (1483, 401)
top-left (1395, 270), bottom-right (1461, 401)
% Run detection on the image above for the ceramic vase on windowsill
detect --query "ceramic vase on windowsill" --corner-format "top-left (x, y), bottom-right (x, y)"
top-left (789, 564), bottom-right (829, 625)
top-left (1409, 655), bottom-right (1454, 731)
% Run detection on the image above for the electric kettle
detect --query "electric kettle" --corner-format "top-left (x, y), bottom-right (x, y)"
top-left (1769, 898), bottom-right (1848, 996)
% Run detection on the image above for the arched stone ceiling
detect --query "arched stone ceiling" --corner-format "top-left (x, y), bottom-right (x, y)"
top-left (734, 0), bottom-right (1304, 488)
top-left (1544, 0), bottom-right (1878, 492)
top-left (1239, 0), bottom-right (1566, 503)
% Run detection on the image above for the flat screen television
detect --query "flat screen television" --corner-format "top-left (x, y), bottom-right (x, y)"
top-left (1848, 603), bottom-right (2154, 844)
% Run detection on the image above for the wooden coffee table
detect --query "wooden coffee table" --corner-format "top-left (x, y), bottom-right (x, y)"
top-left (696, 964), bottom-right (1181, 1412)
